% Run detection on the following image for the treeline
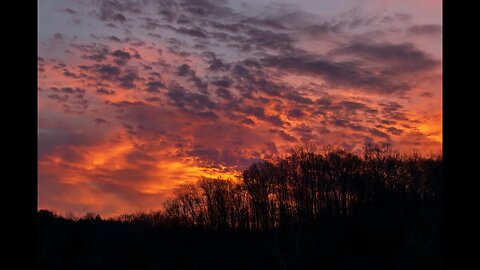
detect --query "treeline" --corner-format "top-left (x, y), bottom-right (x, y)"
top-left (164, 143), bottom-right (442, 230)
top-left (37, 144), bottom-right (443, 269)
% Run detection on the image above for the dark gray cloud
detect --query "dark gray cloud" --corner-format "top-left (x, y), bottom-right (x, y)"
top-left (191, 76), bottom-right (208, 93)
top-left (88, 64), bottom-right (139, 89)
top-left (111, 100), bottom-right (146, 109)
top-left (38, 128), bottom-right (99, 158)
top-left (142, 17), bottom-right (163, 30)
top-left (287, 108), bottom-right (305, 118)
top-left (197, 111), bottom-right (219, 120)
top-left (63, 70), bottom-right (78, 78)
top-left (245, 28), bottom-right (295, 52)
top-left (91, 64), bottom-right (121, 79)
top-left (48, 94), bottom-right (69, 102)
top-left (83, 48), bottom-right (109, 62)
top-left (241, 17), bottom-right (287, 30)
top-left (56, 146), bottom-right (84, 163)
top-left (266, 115), bottom-right (285, 127)
top-left (304, 22), bottom-right (344, 36)
top-left (215, 88), bottom-right (234, 100)
top-left (254, 79), bottom-right (284, 97)
top-left (111, 49), bottom-right (131, 65)
top-left (264, 54), bottom-right (410, 94)
top-left (145, 97), bottom-right (162, 103)
top-left (94, 118), bottom-right (109, 125)
top-left (73, 43), bottom-right (111, 62)
top-left (407, 24), bottom-right (442, 35)
top-left (368, 128), bottom-right (390, 139)
top-left (277, 130), bottom-right (297, 142)
top-left (241, 105), bottom-right (265, 119)
top-left (420, 91), bottom-right (433, 98)
top-left (174, 26), bottom-right (207, 38)
top-left (380, 13), bottom-right (412, 23)
top-left (96, 88), bottom-right (116, 95)
top-left (292, 125), bottom-right (312, 134)
top-left (108, 35), bottom-right (123, 42)
top-left (241, 118), bottom-right (255, 126)
top-left (117, 69), bottom-right (139, 89)
top-left (332, 119), bottom-right (349, 127)
top-left (50, 87), bottom-right (86, 94)
top-left (231, 64), bottom-right (255, 83)
top-left (262, 48), bottom-right (425, 94)
top-left (339, 101), bottom-right (367, 112)
top-left (177, 64), bottom-right (193, 76)
top-left (204, 52), bottom-right (231, 71)
top-left (386, 126), bottom-right (404, 135)
top-left (284, 91), bottom-right (314, 104)
top-left (166, 84), bottom-right (217, 111)
top-left (53, 33), bottom-right (64, 40)
top-left (332, 41), bottom-right (439, 73)
top-left (210, 21), bottom-right (246, 33)
top-left (96, 0), bottom-right (143, 22)
top-left (212, 77), bottom-right (233, 88)
top-left (62, 8), bottom-right (77, 14)
top-left (379, 101), bottom-right (408, 121)
top-left (146, 81), bottom-right (166, 92)
top-left (178, 0), bottom-right (234, 18)
top-left (176, 64), bottom-right (209, 92)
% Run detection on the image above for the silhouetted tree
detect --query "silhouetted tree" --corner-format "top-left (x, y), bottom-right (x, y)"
top-left (38, 143), bottom-right (443, 270)
top-left (163, 143), bottom-right (442, 230)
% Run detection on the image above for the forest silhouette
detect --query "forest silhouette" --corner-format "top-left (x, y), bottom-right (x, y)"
top-left (38, 143), bottom-right (442, 269)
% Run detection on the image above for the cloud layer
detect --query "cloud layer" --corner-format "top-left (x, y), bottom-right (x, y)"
top-left (38, 0), bottom-right (442, 217)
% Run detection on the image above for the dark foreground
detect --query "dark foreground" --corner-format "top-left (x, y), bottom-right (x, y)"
top-left (38, 145), bottom-right (442, 269)
top-left (38, 211), bottom-right (441, 270)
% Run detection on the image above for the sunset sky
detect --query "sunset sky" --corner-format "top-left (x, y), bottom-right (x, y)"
top-left (38, 0), bottom-right (442, 218)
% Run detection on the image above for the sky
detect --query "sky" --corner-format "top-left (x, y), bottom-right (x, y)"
top-left (38, 0), bottom-right (442, 218)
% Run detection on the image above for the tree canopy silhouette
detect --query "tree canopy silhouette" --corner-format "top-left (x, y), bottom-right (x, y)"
top-left (164, 143), bottom-right (442, 230)
top-left (38, 143), bottom-right (442, 270)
